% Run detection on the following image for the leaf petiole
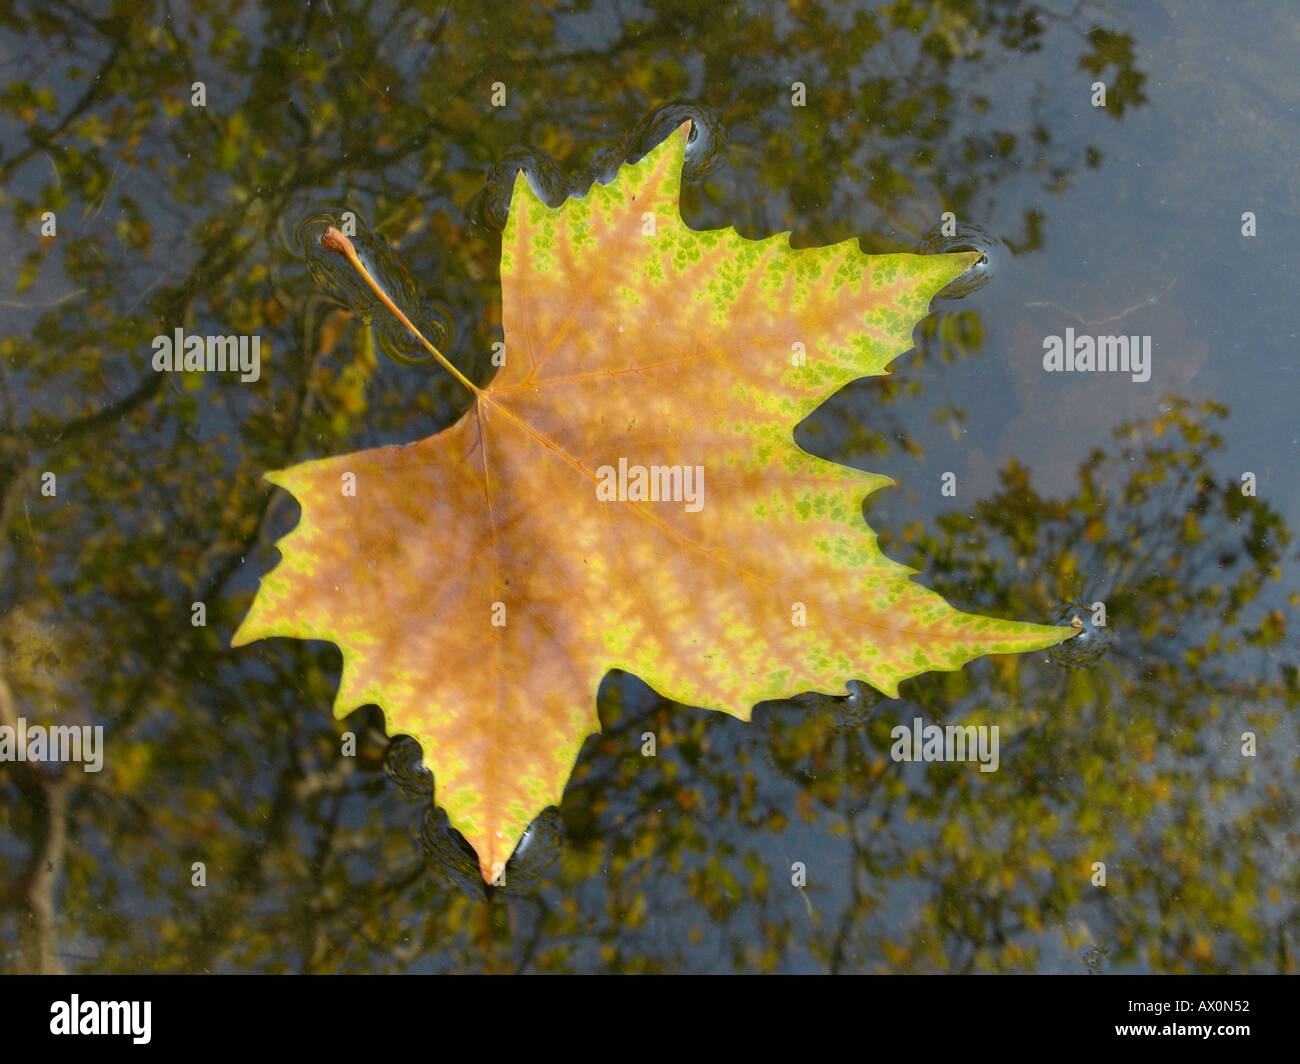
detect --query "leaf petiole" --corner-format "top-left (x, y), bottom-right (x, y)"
top-left (320, 225), bottom-right (480, 397)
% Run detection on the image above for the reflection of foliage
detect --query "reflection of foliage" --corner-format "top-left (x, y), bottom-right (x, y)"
top-left (860, 398), bottom-right (1298, 972)
top-left (1079, 27), bottom-right (1148, 118)
top-left (3, 1), bottom-right (1288, 975)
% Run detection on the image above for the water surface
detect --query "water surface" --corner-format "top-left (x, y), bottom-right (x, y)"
top-left (0, 0), bottom-right (1295, 973)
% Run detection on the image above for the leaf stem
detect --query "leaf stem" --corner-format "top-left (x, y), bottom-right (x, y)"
top-left (320, 226), bottom-right (479, 397)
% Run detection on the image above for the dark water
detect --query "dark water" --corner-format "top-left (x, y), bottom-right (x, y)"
top-left (1, 0), bottom-right (1296, 973)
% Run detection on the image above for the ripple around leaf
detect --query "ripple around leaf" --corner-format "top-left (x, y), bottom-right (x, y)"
top-left (626, 99), bottom-right (725, 179)
top-left (833, 679), bottom-right (883, 731)
top-left (924, 222), bottom-right (1001, 297)
top-left (1046, 602), bottom-right (1113, 668)
top-left (292, 205), bottom-right (454, 366)
top-left (471, 100), bottom-right (725, 233)
top-left (475, 149), bottom-right (569, 232)
top-left (500, 808), bottom-right (563, 889)
top-left (419, 806), bottom-right (488, 894)
top-left (419, 805), bottom-right (561, 896)
top-left (385, 734), bottom-right (434, 799)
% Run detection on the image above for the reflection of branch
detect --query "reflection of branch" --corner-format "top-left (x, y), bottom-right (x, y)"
top-left (0, 451), bottom-right (29, 587)
top-left (183, 758), bottom-right (298, 973)
top-left (0, 672), bottom-right (70, 974)
top-left (297, 787), bottom-right (344, 972)
top-left (15, 200), bottom-right (274, 449)
top-left (0, 41), bottom-right (124, 182)
top-left (20, 371), bottom-right (165, 449)
top-left (19, 777), bottom-right (69, 975)
top-left (0, 357), bottom-right (12, 432)
top-left (827, 809), bottom-right (864, 973)
top-left (14, 141), bottom-right (314, 452)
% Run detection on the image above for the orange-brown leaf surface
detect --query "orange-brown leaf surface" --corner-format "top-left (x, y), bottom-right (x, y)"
top-left (233, 123), bottom-right (1071, 882)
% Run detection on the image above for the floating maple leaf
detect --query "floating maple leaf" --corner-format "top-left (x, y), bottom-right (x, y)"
top-left (233, 123), bottom-right (1072, 883)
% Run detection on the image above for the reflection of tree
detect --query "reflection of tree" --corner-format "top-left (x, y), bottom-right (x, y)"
top-left (830, 397), bottom-right (1297, 972)
top-left (8, 0), bottom-right (1288, 976)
